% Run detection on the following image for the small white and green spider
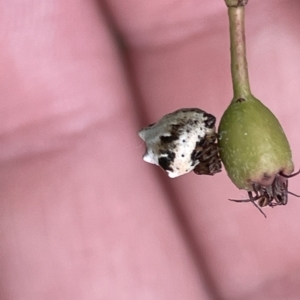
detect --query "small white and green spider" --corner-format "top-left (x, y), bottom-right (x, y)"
top-left (138, 108), bottom-right (221, 178)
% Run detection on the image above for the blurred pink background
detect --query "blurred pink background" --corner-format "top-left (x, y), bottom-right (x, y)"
top-left (1, 0), bottom-right (300, 299)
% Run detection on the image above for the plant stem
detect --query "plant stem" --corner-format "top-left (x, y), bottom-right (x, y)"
top-left (227, 3), bottom-right (252, 102)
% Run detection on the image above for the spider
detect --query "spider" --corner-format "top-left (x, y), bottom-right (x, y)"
top-left (192, 133), bottom-right (222, 176)
top-left (229, 169), bottom-right (300, 217)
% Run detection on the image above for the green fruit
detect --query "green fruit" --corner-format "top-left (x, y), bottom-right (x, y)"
top-left (218, 95), bottom-right (294, 190)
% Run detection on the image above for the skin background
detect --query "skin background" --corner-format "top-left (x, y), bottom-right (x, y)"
top-left (0, 0), bottom-right (300, 299)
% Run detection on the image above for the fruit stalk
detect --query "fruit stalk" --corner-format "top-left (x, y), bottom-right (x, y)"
top-left (227, 2), bottom-right (251, 101)
top-left (218, 0), bottom-right (298, 216)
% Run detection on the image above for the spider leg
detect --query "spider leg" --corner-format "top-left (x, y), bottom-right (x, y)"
top-left (278, 170), bottom-right (300, 200)
top-left (229, 191), bottom-right (267, 218)
top-left (279, 168), bottom-right (300, 178)
top-left (288, 191), bottom-right (300, 197)
top-left (228, 198), bottom-right (253, 203)
top-left (251, 200), bottom-right (267, 218)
